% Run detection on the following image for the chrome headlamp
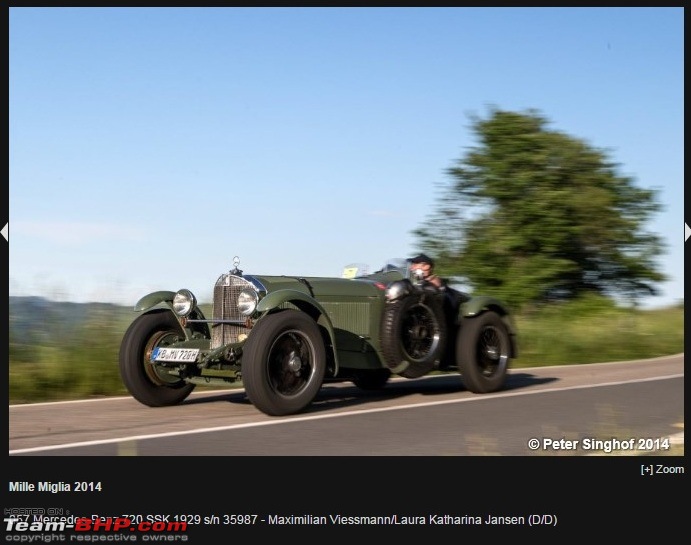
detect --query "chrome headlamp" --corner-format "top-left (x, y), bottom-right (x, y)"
top-left (385, 280), bottom-right (412, 302)
top-left (237, 288), bottom-right (259, 316)
top-left (173, 289), bottom-right (196, 317)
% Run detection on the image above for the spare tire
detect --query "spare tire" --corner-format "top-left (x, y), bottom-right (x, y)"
top-left (380, 291), bottom-right (446, 378)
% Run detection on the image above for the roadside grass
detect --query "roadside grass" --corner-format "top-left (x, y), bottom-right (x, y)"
top-left (512, 299), bottom-right (684, 366)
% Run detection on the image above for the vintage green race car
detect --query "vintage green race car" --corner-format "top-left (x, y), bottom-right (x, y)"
top-left (119, 257), bottom-right (518, 416)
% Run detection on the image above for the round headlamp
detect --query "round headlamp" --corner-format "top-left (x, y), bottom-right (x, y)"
top-left (173, 289), bottom-right (196, 317)
top-left (385, 280), bottom-right (412, 302)
top-left (237, 288), bottom-right (259, 316)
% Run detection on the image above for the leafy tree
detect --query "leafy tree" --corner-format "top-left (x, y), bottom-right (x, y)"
top-left (413, 107), bottom-right (666, 310)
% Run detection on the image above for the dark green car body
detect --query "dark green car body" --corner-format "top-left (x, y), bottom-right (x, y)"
top-left (119, 258), bottom-right (517, 416)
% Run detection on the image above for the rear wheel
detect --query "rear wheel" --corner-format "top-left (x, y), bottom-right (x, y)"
top-left (457, 311), bottom-right (510, 393)
top-left (119, 310), bottom-right (195, 406)
top-left (242, 310), bottom-right (327, 416)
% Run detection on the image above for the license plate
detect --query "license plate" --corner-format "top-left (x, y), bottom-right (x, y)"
top-left (151, 347), bottom-right (199, 363)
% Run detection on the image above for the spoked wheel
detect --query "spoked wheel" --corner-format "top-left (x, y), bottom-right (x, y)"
top-left (457, 311), bottom-right (510, 393)
top-left (380, 292), bottom-right (446, 378)
top-left (242, 310), bottom-right (327, 416)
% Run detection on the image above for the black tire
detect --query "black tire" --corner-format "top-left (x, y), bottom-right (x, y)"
top-left (380, 292), bottom-right (446, 378)
top-left (456, 311), bottom-right (510, 393)
top-left (351, 368), bottom-right (392, 390)
top-left (242, 310), bottom-right (327, 416)
top-left (119, 309), bottom-right (195, 407)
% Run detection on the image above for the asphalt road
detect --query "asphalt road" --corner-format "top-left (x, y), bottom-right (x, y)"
top-left (9, 354), bottom-right (684, 456)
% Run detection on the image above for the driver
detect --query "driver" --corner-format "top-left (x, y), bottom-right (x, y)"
top-left (409, 253), bottom-right (446, 289)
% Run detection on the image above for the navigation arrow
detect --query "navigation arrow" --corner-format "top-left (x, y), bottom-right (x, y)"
top-left (686, 222), bottom-right (690, 243)
top-left (1, 223), bottom-right (6, 242)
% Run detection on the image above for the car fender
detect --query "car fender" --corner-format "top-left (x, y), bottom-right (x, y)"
top-left (460, 295), bottom-right (511, 318)
top-left (134, 291), bottom-right (177, 312)
top-left (257, 289), bottom-right (340, 373)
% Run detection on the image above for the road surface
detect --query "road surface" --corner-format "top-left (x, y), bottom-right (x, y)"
top-left (9, 354), bottom-right (684, 456)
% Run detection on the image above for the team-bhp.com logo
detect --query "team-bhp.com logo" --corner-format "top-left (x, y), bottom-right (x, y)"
top-left (5, 516), bottom-right (188, 541)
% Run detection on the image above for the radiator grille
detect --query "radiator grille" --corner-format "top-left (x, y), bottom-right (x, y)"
top-left (211, 274), bottom-right (255, 349)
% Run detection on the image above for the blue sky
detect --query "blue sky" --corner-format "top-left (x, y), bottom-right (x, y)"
top-left (9, 7), bottom-right (684, 308)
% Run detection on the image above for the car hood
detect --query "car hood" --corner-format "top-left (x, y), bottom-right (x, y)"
top-left (247, 274), bottom-right (392, 298)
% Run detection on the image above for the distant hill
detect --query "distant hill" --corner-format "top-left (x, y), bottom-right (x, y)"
top-left (9, 296), bottom-right (136, 345)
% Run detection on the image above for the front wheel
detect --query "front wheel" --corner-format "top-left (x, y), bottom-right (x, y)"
top-left (456, 311), bottom-right (510, 393)
top-left (242, 310), bottom-right (327, 416)
top-left (119, 309), bottom-right (195, 406)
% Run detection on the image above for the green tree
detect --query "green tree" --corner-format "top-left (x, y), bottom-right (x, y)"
top-left (413, 107), bottom-right (666, 310)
